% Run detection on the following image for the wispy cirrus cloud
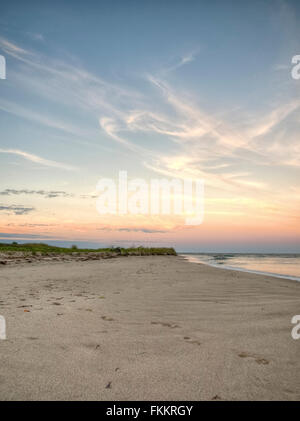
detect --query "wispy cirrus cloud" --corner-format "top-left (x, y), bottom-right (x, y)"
top-left (0, 36), bottom-right (140, 118)
top-left (27, 32), bottom-right (44, 42)
top-left (0, 37), bottom-right (30, 58)
top-left (161, 49), bottom-right (200, 74)
top-left (0, 148), bottom-right (77, 171)
top-left (96, 69), bottom-right (300, 227)
top-left (0, 35), bottom-right (143, 156)
top-left (0, 98), bottom-right (91, 137)
top-left (246, 100), bottom-right (300, 139)
top-left (1, 35), bottom-right (300, 226)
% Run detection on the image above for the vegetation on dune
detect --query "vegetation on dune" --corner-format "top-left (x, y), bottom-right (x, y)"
top-left (119, 246), bottom-right (176, 256)
top-left (0, 242), bottom-right (177, 256)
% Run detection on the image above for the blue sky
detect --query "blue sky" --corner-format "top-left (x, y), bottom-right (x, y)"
top-left (0, 0), bottom-right (300, 251)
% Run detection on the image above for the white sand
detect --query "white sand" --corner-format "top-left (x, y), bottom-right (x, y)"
top-left (0, 256), bottom-right (299, 400)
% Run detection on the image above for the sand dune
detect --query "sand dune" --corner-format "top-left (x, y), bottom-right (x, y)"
top-left (0, 256), bottom-right (299, 400)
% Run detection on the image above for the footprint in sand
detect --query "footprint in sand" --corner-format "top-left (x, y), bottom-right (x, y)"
top-left (102, 316), bottom-right (114, 321)
top-left (255, 358), bottom-right (269, 365)
top-left (238, 352), bottom-right (269, 365)
top-left (85, 343), bottom-right (101, 350)
top-left (151, 321), bottom-right (180, 329)
top-left (183, 336), bottom-right (201, 346)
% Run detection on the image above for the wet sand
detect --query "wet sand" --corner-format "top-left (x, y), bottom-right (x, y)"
top-left (0, 256), bottom-right (299, 400)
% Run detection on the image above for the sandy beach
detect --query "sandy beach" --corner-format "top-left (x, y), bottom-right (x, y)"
top-left (0, 255), bottom-right (299, 401)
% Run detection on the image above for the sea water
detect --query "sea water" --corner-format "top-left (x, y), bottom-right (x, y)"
top-left (181, 253), bottom-right (300, 281)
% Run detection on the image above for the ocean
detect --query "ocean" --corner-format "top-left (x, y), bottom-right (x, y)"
top-left (181, 253), bottom-right (300, 281)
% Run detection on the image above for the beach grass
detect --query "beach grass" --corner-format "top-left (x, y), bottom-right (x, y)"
top-left (0, 242), bottom-right (177, 256)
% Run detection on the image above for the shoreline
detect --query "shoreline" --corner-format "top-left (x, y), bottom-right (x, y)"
top-left (0, 255), bottom-right (299, 400)
top-left (181, 254), bottom-right (300, 283)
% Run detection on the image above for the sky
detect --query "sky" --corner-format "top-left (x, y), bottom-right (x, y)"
top-left (0, 0), bottom-right (300, 252)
